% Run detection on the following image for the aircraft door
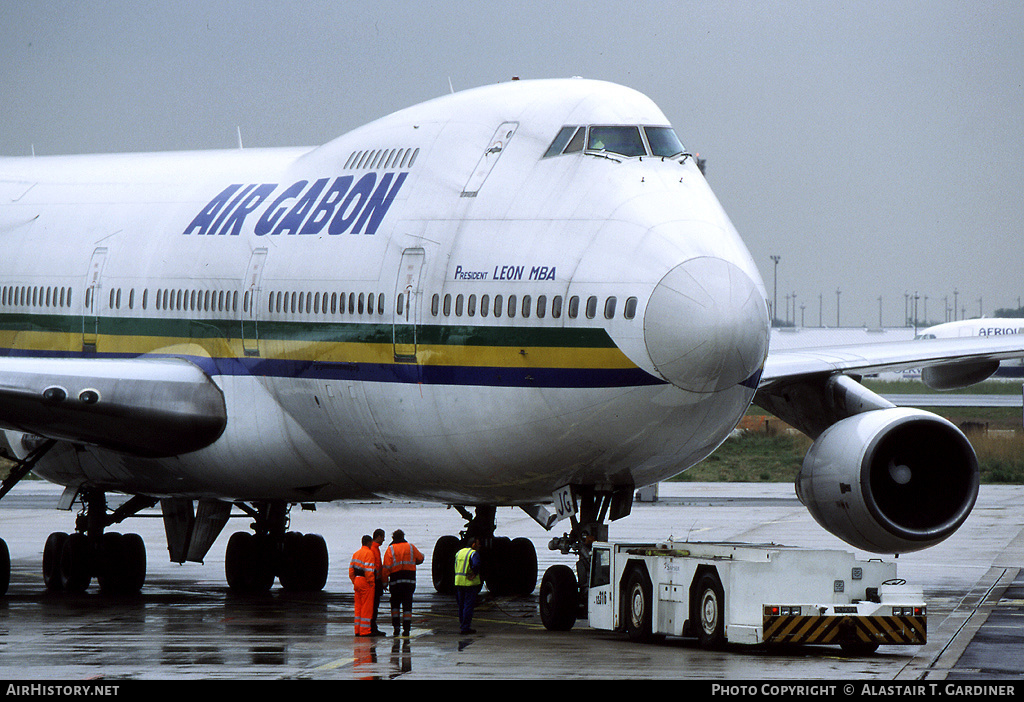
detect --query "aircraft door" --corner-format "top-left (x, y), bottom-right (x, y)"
top-left (393, 248), bottom-right (424, 362)
top-left (82, 247), bottom-right (108, 353)
top-left (462, 122), bottom-right (518, 196)
top-left (240, 248), bottom-right (268, 357)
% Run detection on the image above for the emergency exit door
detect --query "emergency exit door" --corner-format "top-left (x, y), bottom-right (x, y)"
top-left (82, 247), bottom-right (108, 353)
top-left (240, 248), bottom-right (267, 357)
top-left (393, 248), bottom-right (424, 362)
top-left (462, 122), bottom-right (518, 196)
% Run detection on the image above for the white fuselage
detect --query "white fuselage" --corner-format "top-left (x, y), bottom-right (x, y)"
top-left (0, 79), bottom-right (770, 505)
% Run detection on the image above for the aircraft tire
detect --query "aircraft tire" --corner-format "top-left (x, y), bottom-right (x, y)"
top-left (485, 536), bottom-right (513, 594)
top-left (279, 532), bottom-right (328, 592)
top-left (43, 532), bottom-right (67, 591)
top-left (225, 532), bottom-right (274, 593)
top-left (511, 537), bottom-right (537, 595)
top-left (97, 532), bottom-right (146, 595)
top-left (96, 532), bottom-right (124, 593)
top-left (302, 534), bottom-right (329, 592)
top-left (60, 532), bottom-right (92, 593)
top-left (0, 538), bottom-right (9, 596)
top-left (119, 533), bottom-right (147, 594)
top-left (432, 535), bottom-right (459, 594)
top-left (539, 564), bottom-right (577, 631)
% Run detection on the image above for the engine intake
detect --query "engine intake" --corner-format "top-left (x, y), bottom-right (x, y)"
top-left (796, 407), bottom-right (979, 554)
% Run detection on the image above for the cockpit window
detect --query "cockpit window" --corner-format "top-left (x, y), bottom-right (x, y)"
top-left (544, 126), bottom-right (577, 158)
top-left (644, 127), bottom-right (685, 158)
top-left (587, 126), bottom-right (645, 157)
top-left (563, 127), bottom-right (585, 153)
top-left (544, 124), bottom-right (688, 160)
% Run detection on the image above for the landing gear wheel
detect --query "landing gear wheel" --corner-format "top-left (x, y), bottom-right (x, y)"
top-left (0, 538), bottom-right (8, 596)
top-left (432, 535), bottom-right (460, 594)
top-left (511, 537), bottom-right (537, 595)
top-left (115, 533), bottom-right (147, 594)
top-left (540, 564), bottom-right (578, 631)
top-left (625, 568), bottom-right (655, 642)
top-left (299, 533), bottom-right (329, 592)
top-left (60, 532), bottom-right (93, 593)
top-left (279, 532), bottom-right (329, 592)
top-left (43, 532), bottom-right (68, 591)
top-left (695, 571), bottom-right (725, 649)
top-left (225, 532), bottom-right (274, 593)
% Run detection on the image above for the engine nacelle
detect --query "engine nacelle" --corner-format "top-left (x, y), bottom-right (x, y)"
top-left (796, 407), bottom-right (979, 554)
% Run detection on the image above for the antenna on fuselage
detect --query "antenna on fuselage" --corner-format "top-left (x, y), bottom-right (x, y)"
top-left (236, 126), bottom-right (244, 150)
top-left (448, 77), bottom-right (455, 94)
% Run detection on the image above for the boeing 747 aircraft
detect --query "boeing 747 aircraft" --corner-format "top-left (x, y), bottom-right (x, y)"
top-left (1, 78), bottom-right (1022, 604)
top-left (917, 318), bottom-right (1024, 379)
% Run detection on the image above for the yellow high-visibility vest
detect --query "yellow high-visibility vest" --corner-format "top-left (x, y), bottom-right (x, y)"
top-left (453, 547), bottom-right (480, 587)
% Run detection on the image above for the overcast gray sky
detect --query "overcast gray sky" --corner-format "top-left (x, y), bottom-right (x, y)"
top-left (2, 1), bottom-right (1021, 328)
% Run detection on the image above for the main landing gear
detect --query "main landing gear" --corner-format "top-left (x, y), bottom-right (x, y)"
top-left (0, 441), bottom-right (152, 596)
top-left (43, 489), bottom-right (157, 594)
top-left (223, 501), bottom-right (329, 593)
top-left (431, 505), bottom-right (538, 597)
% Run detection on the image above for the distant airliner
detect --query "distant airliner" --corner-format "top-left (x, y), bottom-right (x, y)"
top-left (917, 318), bottom-right (1024, 379)
top-left (1, 78), bottom-right (1022, 600)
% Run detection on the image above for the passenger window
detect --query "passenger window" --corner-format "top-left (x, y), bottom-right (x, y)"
top-left (536, 295), bottom-right (547, 318)
top-left (604, 297), bottom-right (617, 319)
top-left (521, 295), bottom-right (531, 318)
top-left (624, 296), bottom-right (638, 320)
top-left (455, 294), bottom-right (464, 317)
top-left (480, 294), bottom-right (490, 318)
top-left (493, 294), bottom-right (503, 318)
top-left (551, 295), bottom-right (563, 319)
top-left (468, 294), bottom-right (477, 317)
top-left (443, 294), bottom-right (452, 316)
top-left (507, 295), bottom-right (517, 318)
top-left (586, 296), bottom-right (598, 319)
top-left (568, 295), bottom-right (579, 319)
top-left (431, 293), bottom-right (439, 316)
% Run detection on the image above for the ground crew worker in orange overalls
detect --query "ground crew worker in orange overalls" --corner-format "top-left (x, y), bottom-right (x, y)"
top-left (383, 529), bottom-right (425, 637)
top-left (349, 535), bottom-right (376, 636)
top-left (370, 528), bottom-right (386, 636)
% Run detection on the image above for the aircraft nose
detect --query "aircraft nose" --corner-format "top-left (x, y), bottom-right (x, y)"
top-left (644, 258), bottom-right (769, 393)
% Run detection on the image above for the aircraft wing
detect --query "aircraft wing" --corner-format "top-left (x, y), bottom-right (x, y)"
top-left (755, 335), bottom-right (1024, 438)
top-left (0, 357), bottom-right (226, 458)
top-left (760, 335), bottom-right (1024, 386)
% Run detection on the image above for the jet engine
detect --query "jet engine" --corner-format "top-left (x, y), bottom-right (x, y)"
top-left (796, 407), bottom-right (979, 554)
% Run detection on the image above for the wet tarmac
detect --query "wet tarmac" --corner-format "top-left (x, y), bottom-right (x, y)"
top-left (0, 481), bottom-right (1021, 682)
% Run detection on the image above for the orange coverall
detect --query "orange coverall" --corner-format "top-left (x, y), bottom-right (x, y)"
top-left (349, 545), bottom-right (377, 636)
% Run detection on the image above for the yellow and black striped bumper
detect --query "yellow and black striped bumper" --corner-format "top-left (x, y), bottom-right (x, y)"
top-left (763, 614), bottom-right (926, 646)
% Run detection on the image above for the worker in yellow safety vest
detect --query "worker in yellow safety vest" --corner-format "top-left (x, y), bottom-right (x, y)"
top-left (453, 536), bottom-right (482, 635)
top-left (383, 529), bottom-right (425, 637)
